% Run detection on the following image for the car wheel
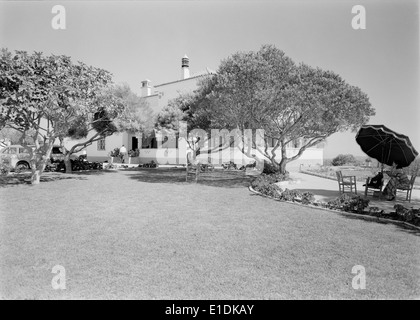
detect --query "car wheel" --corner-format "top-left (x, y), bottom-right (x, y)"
top-left (16, 162), bottom-right (30, 172)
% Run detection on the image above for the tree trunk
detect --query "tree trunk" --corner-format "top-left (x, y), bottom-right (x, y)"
top-left (64, 154), bottom-right (72, 174)
top-left (30, 141), bottom-right (54, 185)
top-left (278, 145), bottom-right (288, 174)
top-left (279, 158), bottom-right (288, 174)
top-left (31, 168), bottom-right (42, 185)
top-left (30, 158), bottom-right (49, 184)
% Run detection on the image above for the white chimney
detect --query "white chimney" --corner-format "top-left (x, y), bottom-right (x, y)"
top-left (141, 79), bottom-right (152, 97)
top-left (181, 55), bottom-right (190, 80)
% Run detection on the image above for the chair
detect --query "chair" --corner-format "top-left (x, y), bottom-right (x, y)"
top-left (185, 163), bottom-right (200, 182)
top-left (396, 171), bottom-right (418, 202)
top-left (185, 153), bottom-right (200, 182)
top-left (336, 171), bottom-right (357, 194)
top-left (364, 176), bottom-right (384, 199)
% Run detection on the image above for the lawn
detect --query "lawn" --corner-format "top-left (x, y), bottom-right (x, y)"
top-left (0, 168), bottom-right (419, 299)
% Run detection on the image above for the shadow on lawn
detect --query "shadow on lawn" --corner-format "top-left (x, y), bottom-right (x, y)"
top-left (126, 168), bottom-right (254, 188)
top-left (0, 170), bottom-right (112, 187)
top-left (338, 212), bottom-right (420, 236)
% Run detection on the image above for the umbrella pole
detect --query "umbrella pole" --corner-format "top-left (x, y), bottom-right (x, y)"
top-left (381, 144), bottom-right (384, 174)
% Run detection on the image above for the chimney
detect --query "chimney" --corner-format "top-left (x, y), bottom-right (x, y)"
top-left (181, 55), bottom-right (190, 80)
top-left (141, 79), bottom-right (151, 97)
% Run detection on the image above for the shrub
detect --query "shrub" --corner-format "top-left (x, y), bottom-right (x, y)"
top-left (251, 176), bottom-right (316, 205)
top-left (273, 172), bottom-right (290, 182)
top-left (128, 149), bottom-right (139, 157)
top-left (280, 189), bottom-right (301, 201)
top-left (394, 204), bottom-right (417, 222)
top-left (109, 148), bottom-right (120, 157)
top-left (251, 179), bottom-right (282, 199)
top-left (0, 162), bottom-right (11, 175)
top-left (331, 154), bottom-right (357, 166)
top-left (251, 172), bottom-right (290, 186)
top-left (327, 193), bottom-right (369, 213)
top-left (301, 192), bottom-right (315, 205)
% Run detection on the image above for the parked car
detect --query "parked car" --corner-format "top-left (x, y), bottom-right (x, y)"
top-left (0, 145), bottom-right (77, 171)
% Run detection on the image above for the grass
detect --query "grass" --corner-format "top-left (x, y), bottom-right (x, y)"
top-left (0, 168), bottom-right (419, 299)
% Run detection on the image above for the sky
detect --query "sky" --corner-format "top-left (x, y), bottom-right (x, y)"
top-left (0, 0), bottom-right (419, 159)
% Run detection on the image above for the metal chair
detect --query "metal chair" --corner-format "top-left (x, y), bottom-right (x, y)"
top-left (396, 171), bottom-right (418, 202)
top-left (336, 171), bottom-right (357, 194)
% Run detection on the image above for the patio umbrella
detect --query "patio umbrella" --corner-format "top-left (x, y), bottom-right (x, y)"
top-left (355, 125), bottom-right (418, 170)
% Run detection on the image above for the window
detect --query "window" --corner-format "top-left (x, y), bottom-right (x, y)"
top-left (19, 147), bottom-right (30, 154)
top-left (142, 136), bottom-right (157, 149)
top-left (8, 147), bottom-right (17, 154)
top-left (97, 138), bottom-right (106, 151)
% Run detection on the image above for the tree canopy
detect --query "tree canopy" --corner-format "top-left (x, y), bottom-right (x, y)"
top-left (158, 45), bottom-right (375, 172)
top-left (0, 49), bottom-right (121, 183)
top-left (112, 83), bottom-right (154, 135)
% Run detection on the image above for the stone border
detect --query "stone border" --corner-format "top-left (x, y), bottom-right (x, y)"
top-left (249, 186), bottom-right (420, 231)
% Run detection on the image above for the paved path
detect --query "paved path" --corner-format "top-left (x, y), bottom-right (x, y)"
top-left (288, 171), bottom-right (420, 212)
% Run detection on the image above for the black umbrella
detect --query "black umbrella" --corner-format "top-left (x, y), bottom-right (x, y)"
top-left (355, 125), bottom-right (418, 170)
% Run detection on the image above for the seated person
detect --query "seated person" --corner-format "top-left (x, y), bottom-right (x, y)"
top-left (363, 172), bottom-right (383, 188)
top-left (382, 163), bottom-right (410, 201)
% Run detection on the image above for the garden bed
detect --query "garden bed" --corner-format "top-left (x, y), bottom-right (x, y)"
top-left (249, 185), bottom-right (420, 230)
top-left (250, 174), bottom-right (420, 229)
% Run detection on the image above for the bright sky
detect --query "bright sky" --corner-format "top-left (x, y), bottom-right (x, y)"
top-left (0, 0), bottom-right (419, 159)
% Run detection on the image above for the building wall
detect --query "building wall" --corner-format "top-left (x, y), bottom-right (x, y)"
top-left (64, 132), bottom-right (128, 162)
top-left (64, 130), bottom-right (323, 168)
top-left (146, 75), bottom-right (204, 113)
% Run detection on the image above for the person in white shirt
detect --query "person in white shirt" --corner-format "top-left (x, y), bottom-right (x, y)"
top-left (80, 149), bottom-right (87, 160)
top-left (119, 145), bottom-right (127, 163)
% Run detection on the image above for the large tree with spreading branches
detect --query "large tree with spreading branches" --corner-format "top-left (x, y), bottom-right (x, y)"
top-left (0, 49), bottom-right (122, 183)
top-left (161, 45), bottom-right (375, 173)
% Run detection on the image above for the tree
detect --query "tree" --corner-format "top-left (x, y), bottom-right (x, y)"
top-left (186, 45), bottom-right (375, 173)
top-left (60, 84), bottom-right (154, 173)
top-left (112, 83), bottom-right (154, 134)
top-left (155, 80), bottom-right (237, 161)
top-left (0, 127), bottom-right (26, 145)
top-left (59, 87), bottom-right (124, 173)
top-left (0, 49), bottom-right (119, 183)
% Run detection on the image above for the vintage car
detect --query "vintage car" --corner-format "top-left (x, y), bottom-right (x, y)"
top-left (0, 145), bottom-right (77, 171)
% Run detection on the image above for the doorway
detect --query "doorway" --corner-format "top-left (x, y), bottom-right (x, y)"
top-left (132, 137), bottom-right (138, 150)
